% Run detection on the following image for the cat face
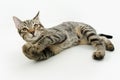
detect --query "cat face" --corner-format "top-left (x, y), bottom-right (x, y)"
top-left (13, 12), bottom-right (44, 42)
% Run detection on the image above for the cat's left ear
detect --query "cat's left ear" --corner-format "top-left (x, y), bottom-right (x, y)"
top-left (33, 11), bottom-right (40, 21)
top-left (13, 16), bottom-right (22, 29)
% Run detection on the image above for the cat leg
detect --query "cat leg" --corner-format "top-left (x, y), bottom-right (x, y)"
top-left (22, 43), bottom-right (43, 61)
top-left (22, 43), bottom-right (54, 61)
top-left (22, 30), bottom-right (67, 61)
top-left (99, 36), bottom-right (114, 51)
top-left (90, 38), bottom-right (106, 60)
top-left (81, 25), bottom-right (106, 60)
top-left (39, 47), bottom-right (55, 61)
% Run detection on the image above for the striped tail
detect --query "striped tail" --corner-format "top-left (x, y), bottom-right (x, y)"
top-left (99, 34), bottom-right (113, 39)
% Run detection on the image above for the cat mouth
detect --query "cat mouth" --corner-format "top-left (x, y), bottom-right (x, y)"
top-left (32, 34), bottom-right (35, 37)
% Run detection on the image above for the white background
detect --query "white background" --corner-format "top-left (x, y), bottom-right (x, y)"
top-left (0, 0), bottom-right (120, 80)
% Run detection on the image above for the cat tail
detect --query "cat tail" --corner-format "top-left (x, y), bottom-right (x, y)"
top-left (99, 34), bottom-right (113, 39)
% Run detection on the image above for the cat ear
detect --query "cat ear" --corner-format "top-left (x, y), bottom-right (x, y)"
top-left (33, 11), bottom-right (40, 21)
top-left (13, 16), bottom-right (22, 29)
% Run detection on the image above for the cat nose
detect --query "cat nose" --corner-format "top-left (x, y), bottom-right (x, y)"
top-left (29, 29), bottom-right (35, 35)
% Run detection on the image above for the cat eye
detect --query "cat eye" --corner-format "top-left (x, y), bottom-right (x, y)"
top-left (34, 24), bottom-right (40, 29)
top-left (34, 24), bottom-right (39, 27)
top-left (22, 28), bottom-right (28, 32)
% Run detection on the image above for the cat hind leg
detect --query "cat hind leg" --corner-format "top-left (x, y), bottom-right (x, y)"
top-left (99, 36), bottom-right (114, 51)
top-left (81, 25), bottom-right (106, 60)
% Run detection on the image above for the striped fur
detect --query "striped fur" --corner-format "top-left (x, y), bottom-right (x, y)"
top-left (13, 12), bottom-right (114, 61)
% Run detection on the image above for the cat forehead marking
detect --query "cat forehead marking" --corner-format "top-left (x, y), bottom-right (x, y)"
top-left (23, 20), bottom-right (33, 28)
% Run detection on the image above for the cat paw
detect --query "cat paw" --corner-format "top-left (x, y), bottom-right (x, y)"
top-left (93, 51), bottom-right (105, 60)
top-left (106, 43), bottom-right (115, 51)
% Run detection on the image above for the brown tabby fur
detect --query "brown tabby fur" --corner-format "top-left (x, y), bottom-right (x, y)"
top-left (13, 12), bottom-right (114, 61)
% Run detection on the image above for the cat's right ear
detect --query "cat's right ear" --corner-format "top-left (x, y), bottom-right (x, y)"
top-left (13, 16), bottom-right (22, 29)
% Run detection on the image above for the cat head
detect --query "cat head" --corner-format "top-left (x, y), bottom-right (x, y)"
top-left (13, 12), bottom-right (45, 43)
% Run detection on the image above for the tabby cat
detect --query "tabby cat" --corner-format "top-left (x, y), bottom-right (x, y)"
top-left (13, 12), bottom-right (114, 61)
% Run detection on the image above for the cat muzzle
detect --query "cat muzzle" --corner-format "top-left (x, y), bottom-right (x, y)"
top-left (29, 29), bottom-right (35, 36)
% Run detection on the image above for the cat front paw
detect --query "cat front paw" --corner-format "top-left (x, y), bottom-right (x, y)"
top-left (22, 43), bottom-right (39, 60)
top-left (93, 51), bottom-right (105, 60)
